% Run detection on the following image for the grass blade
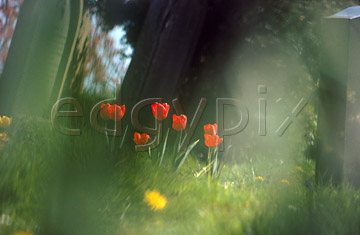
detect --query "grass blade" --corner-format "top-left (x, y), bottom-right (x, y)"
top-left (212, 150), bottom-right (218, 177)
top-left (176, 139), bottom-right (199, 173)
top-left (159, 129), bottom-right (169, 167)
top-left (119, 125), bottom-right (128, 150)
top-left (111, 124), bottom-right (117, 152)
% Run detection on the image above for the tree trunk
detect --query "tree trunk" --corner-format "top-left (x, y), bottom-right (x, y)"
top-left (117, 0), bottom-right (207, 109)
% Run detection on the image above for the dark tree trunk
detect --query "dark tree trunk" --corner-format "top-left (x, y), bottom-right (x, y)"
top-left (117, 0), bottom-right (207, 109)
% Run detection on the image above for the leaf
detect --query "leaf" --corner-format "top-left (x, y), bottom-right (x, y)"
top-left (158, 128), bottom-right (169, 167)
top-left (119, 125), bottom-right (128, 150)
top-left (212, 151), bottom-right (218, 177)
top-left (216, 144), bottom-right (232, 178)
top-left (176, 139), bottom-right (199, 173)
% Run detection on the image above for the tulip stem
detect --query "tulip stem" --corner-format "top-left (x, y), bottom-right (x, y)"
top-left (178, 130), bottom-right (183, 152)
top-left (207, 147), bottom-right (212, 185)
top-left (157, 122), bottom-right (162, 146)
top-left (105, 122), bottom-right (109, 145)
top-left (173, 133), bottom-right (179, 164)
top-left (119, 125), bottom-right (128, 150)
top-left (111, 124), bottom-right (116, 153)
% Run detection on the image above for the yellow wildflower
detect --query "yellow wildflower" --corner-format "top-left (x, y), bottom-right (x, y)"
top-left (296, 166), bottom-right (304, 172)
top-left (14, 232), bottom-right (32, 235)
top-left (0, 133), bottom-right (8, 142)
top-left (144, 190), bottom-right (167, 211)
top-left (281, 179), bottom-right (290, 185)
top-left (255, 176), bottom-right (263, 181)
top-left (0, 116), bottom-right (12, 129)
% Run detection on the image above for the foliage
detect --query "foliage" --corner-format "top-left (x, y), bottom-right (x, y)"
top-left (0, 118), bottom-right (360, 234)
top-left (87, 0), bottom-right (149, 47)
top-left (88, 0), bottom-right (357, 86)
top-left (69, 11), bottom-right (132, 96)
top-left (1, 1), bottom-right (360, 234)
top-left (0, 0), bottom-right (23, 75)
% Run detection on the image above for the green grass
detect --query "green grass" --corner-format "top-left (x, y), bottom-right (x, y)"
top-left (0, 117), bottom-right (360, 235)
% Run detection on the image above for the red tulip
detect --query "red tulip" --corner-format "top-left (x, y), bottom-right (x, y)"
top-left (134, 132), bottom-right (150, 145)
top-left (151, 102), bottom-right (170, 120)
top-left (204, 134), bottom-right (223, 147)
top-left (100, 103), bottom-right (112, 120)
top-left (110, 104), bottom-right (125, 120)
top-left (100, 103), bottom-right (125, 120)
top-left (172, 114), bottom-right (187, 131)
top-left (204, 123), bottom-right (217, 135)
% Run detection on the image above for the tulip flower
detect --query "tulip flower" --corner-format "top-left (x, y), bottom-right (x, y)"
top-left (204, 123), bottom-right (217, 136)
top-left (109, 104), bottom-right (126, 120)
top-left (0, 116), bottom-right (12, 129)
top-left (100, 103), bottom-right (125, 120)
top-left (100, 103), bottom-right (112, 120)
top-left (172, 114), bottom-right (187, 131)
top-left (134, 132), bottom-right (150, 145)
top-left (204, 123), bottom-right (222, 183)
top-left (204, 133), bottom-right (223, 147)
top-left (151, 102), bottom-right (170, 120)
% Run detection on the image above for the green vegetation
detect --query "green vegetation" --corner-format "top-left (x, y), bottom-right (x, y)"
top-left (1, 1), bottom-right (360, 234)
top-left (0, 116), bottom-right (360, 235)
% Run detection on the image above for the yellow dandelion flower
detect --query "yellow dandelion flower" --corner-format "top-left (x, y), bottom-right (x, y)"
top-left (144, 190), bottom-right (167, 211)
top-left (14, 232), bottom-right (32, 235)
top-left (281, 179), bottom-right (290, 184)
top-left (296, 166), bottom-right (304, 172)
top-left (0, 116), bottom-right (12, 129)
top-left (0, 133), bottom-right (8, 142)
top-left (255, 176), bottom-right (263, 181)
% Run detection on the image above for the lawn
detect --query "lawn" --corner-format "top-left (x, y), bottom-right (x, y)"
top-left (0, 113), bottom-right (360, 235)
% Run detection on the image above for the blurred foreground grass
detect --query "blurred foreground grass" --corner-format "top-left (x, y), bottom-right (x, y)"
top-left (0, 117), bottom-right (360, 235)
